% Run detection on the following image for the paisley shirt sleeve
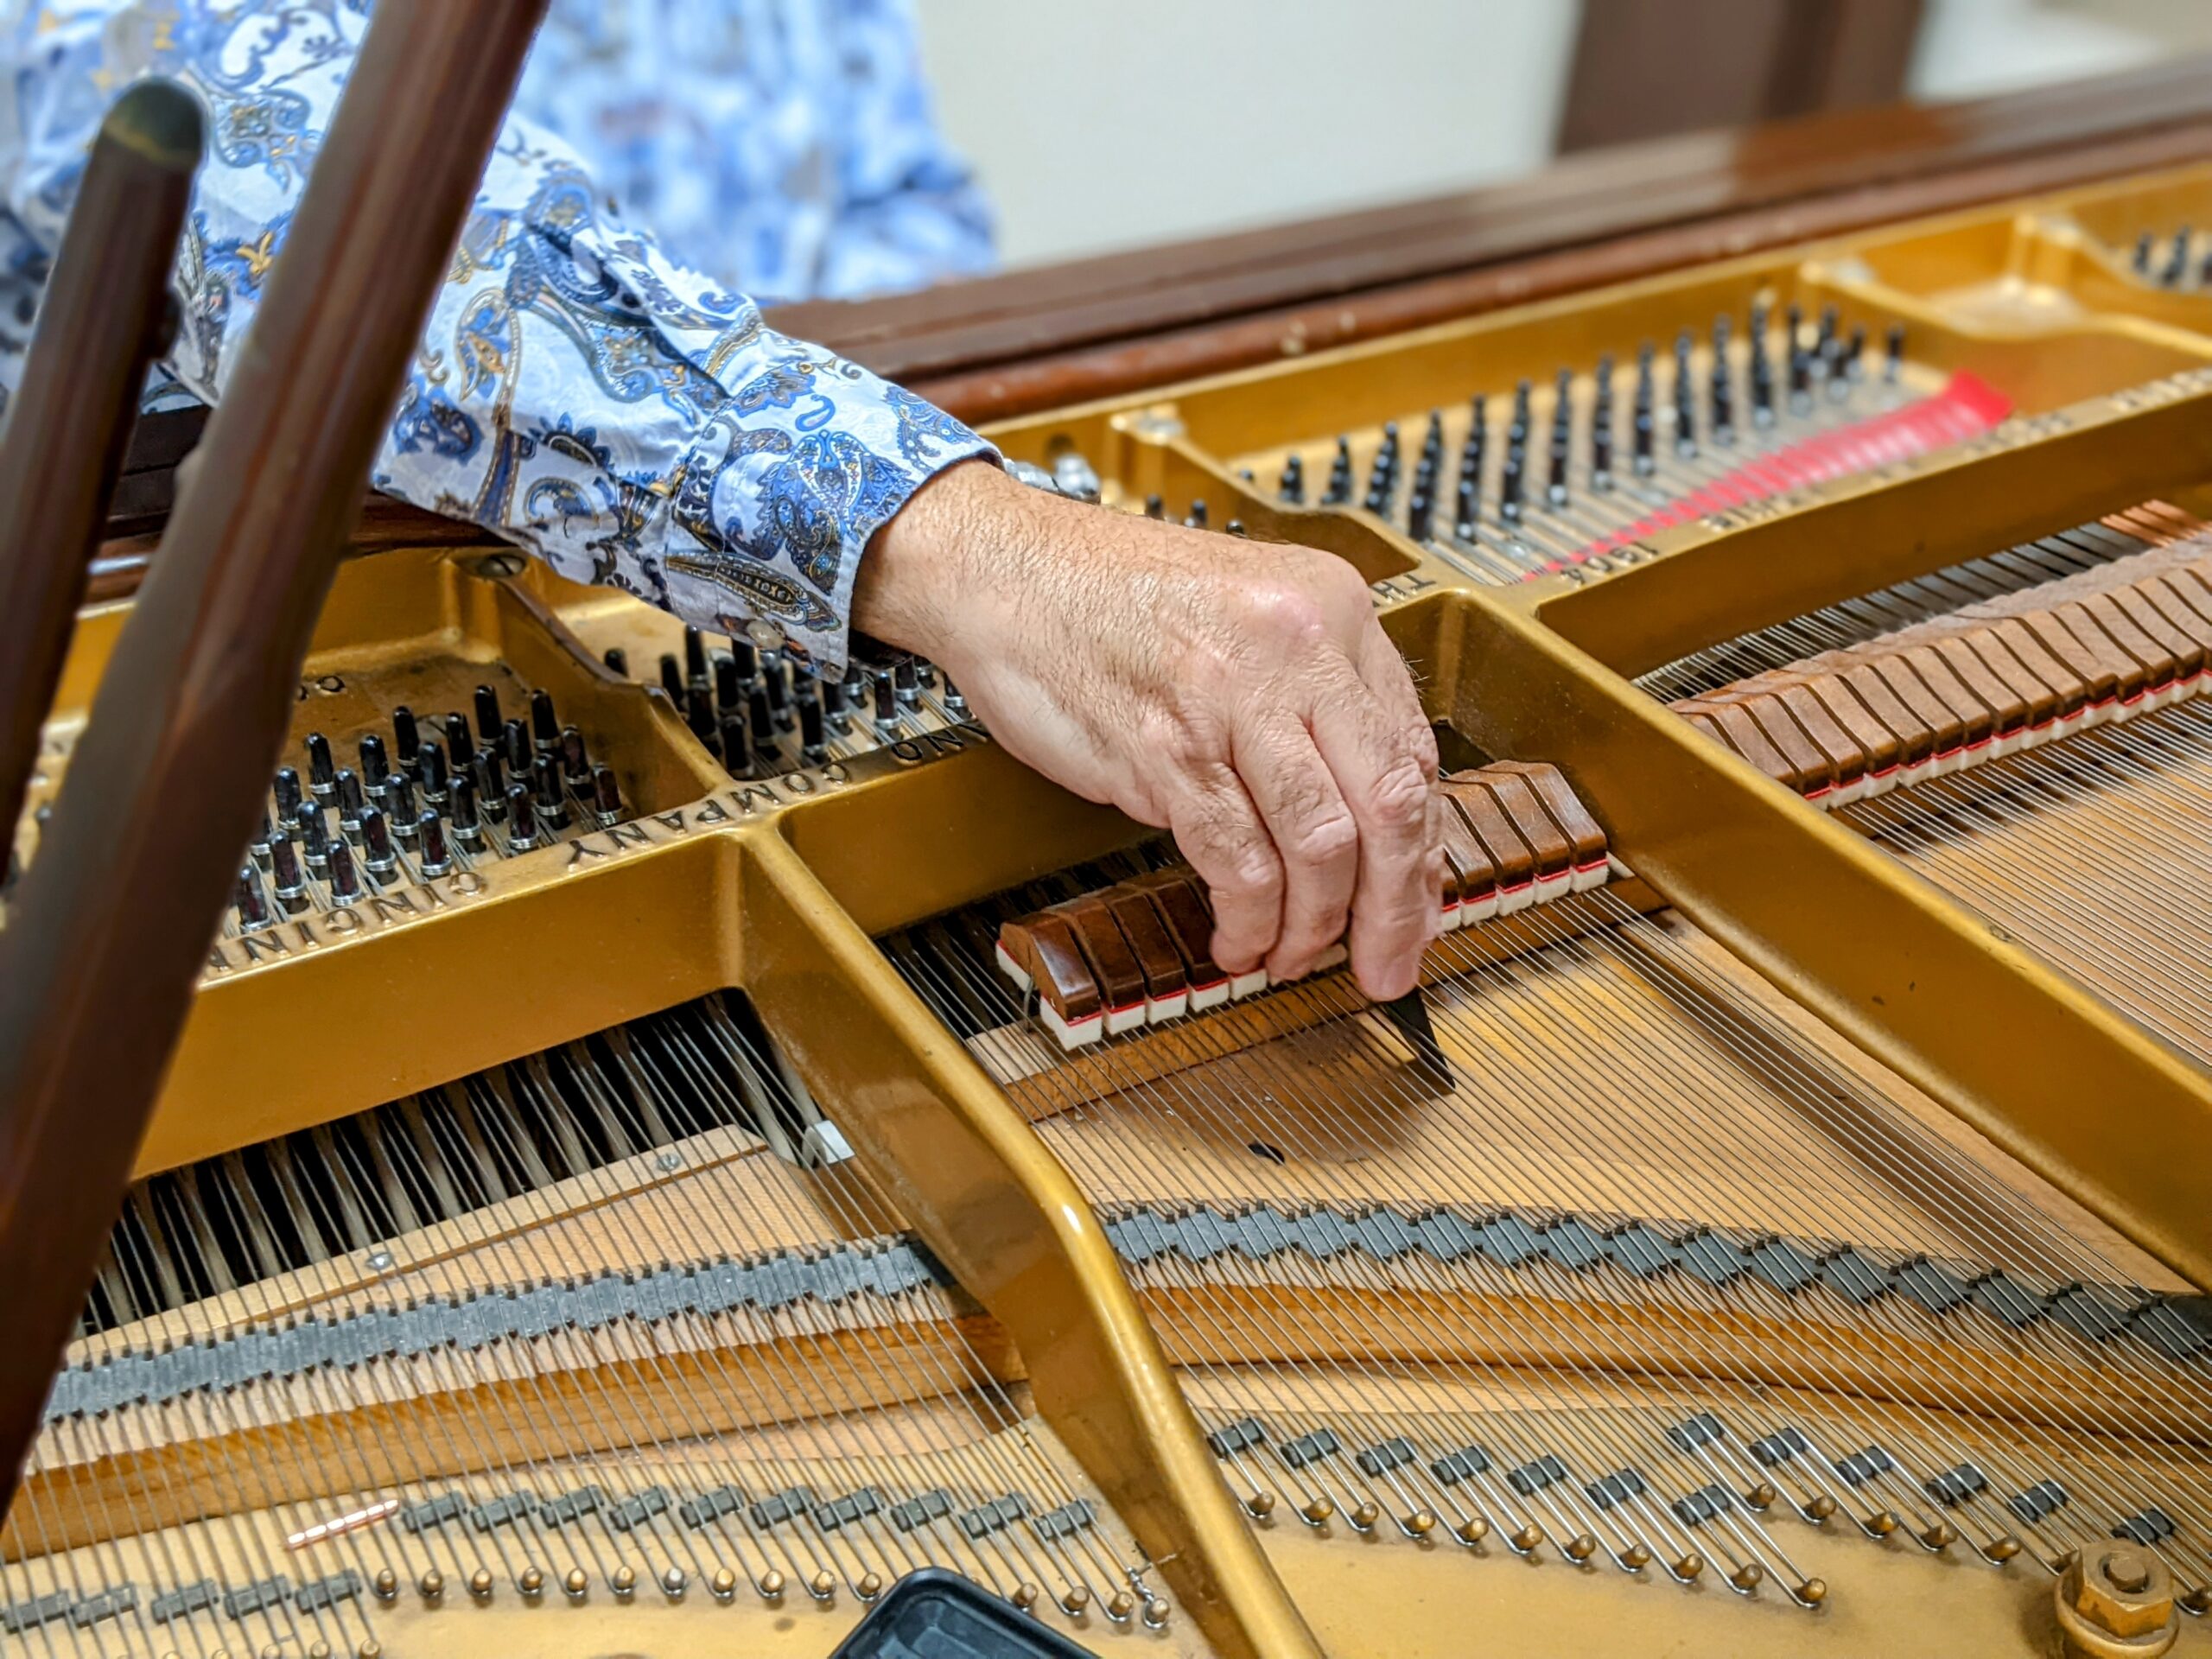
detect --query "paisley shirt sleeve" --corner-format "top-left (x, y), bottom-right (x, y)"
top-left (0, 1), bottom-right (996, 671)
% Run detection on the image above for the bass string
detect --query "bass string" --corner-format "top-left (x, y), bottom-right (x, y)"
top-left (898, 929), bottom-right (1849, 1592)
top-left (889, 871), bottom-right (2202, 1583)
top-left (658, 1000), bottom-right (1149, 1608)
top-left (1135, 922), bottom-right (2164, 1571)
top-left (1852, 700), bottom-right (2212, 1065)
top-left (1486, 899), bottom-right (2212, 1574)
top-left (15, 995), bottom-right (1088, 1628)
top-left (894, 938), bottom-right (1727, 1576)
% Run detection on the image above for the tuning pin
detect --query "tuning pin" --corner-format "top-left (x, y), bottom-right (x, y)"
top-left (873, 674), bottom-right (897, 730)
top-left (272, 765), bottom-right (303, 822)
top-left (385, 771), bottom-right (419, 836)
top-left (529, 688), bottom-right (559, 752)
top-left (658, 652), bottom-right (683, 696)
top-left (764, 658), bottom-right (793, 727)
top-left (334, 767), bottom-right (367, 833)
top-left (1671, 328), bottom-right (1697, 456)
top-left (601, 645), bottom-right (629, 677)
top-left (1707, 321), bottom-right (1725, 442)
top-left (2165, 228), bottom-right (2195, 287)
top-left (685, 683), bottom-right (718, 751)
top-left (1823, 329), bottom-right (1852, 400)
top-left (1278, 452), bottom-right (1305, 504)
top-left (1453, 474), bottom-right (1479, 539)
top-left (250, 804), bottom-right (274, 861)
top-left (1590, 381), bottom-right (1615, 491)
top-left (2135, 228), bottom-right (2156, 273)
top-left (1817, 302), bottom-right (1840, 358)
top-left (798, 690), bottom-right (827, 762)
top-left (1844, 323), bottom-right (1866, 381)
top-left (473, 742), bottom-right (504, 806)
top-left (1176, 497), bottom-right (1204, 529)
top-left (298, 800), bottom-right (332, 875)
top-left (560, 725), bottom-right (590, 790)
top-left (1885, 321), bottom-right (1906, 382)
top-left (1546, 368), bottom-right (1573, 505)
top-left (235, 864), bottom-right (271, 931)
top-left (944, 676), bottom-right (966, 714)
top-left (391, 707), bottom-right (421, 776)
top-left (1363, 423), bottom-right (1397, 513)
top-left (892, 658), bottom-right (918, 708)
top-left (327, 835), bottom-right (362, 901)
top-left (591, 764), bottom-right (622, 826)
top-left (532, 754), bottom-right (571, 829)
top-left (306, 732), bottom-right (337, 799)
top-left (1497, 448), bottom-right (1524, 524)
top-left (1789, 331), bottom-right (1814, 412)
top-left (1632, 342), bottom-right (1657, 473)
top-left (720, 714), bottom-right (754, 779)
top-left (1143, 493), bottom-right (1165, 518)
top-left (505, 784), bottom-right (539, 850)
top-left (683, 625), bottom-right (709, 685)
top-left (1508, 379), bottom-right (1532, 447)
top-left (449, 766), bottom-right (485, 840)
top-left (360, 807), bottom-right (397, 876)
top-left (269, 834), bottom-right (307, 906)
top-left (1459, 394), bottom-right (1487, 486)
top-left (747, 683), bottom-right (778, 754)
top-left (418, 735), bottom-right (450, 802)
top-left (1324, 435), bottom-right (1353, 505)
top-left (1420, 409), bottom-right (1445, 470)
top-left (731, 636), bottom-right (759, 682)
top-left (1750, 325), bottom-right (1775, 427)
top-left (440, 712), bottom-right (473, 772)
top-left (351, 735), bottom-right (386, 798)
top-left (416, 810), bottom-right (454, 876)
top-left (473, 683), bottom-right (502, 748)
top-left (713, 652), bottom-right (741, 711)
top-left (502, 716), bottom-right (532, 779)
top-left (1406, 475), bottom-right (1433, 541)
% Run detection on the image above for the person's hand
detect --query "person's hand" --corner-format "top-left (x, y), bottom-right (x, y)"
top-left (855, 460), bottom-right (1443, 1000)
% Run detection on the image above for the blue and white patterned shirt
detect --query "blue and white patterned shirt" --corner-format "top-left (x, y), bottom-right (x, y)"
top-left (0, 0), bottom-right (1001, 671)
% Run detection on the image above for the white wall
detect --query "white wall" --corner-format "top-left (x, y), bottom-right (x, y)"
top-left (918, 1), bottom-right (2212, 275)
top-left (1908, 0), bottom-right (2212, 99)
top-left (915, 0), bottom-right (1584, 270)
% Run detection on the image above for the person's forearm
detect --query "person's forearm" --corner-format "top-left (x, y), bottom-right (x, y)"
top-left (1, 0), bottom-right (995, 673)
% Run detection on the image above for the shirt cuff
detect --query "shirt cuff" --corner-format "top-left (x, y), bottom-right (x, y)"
top-left (658, 417), bottom-right (999, 677)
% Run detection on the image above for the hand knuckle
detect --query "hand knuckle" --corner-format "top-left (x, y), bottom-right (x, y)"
top-left (1314, 556), bottom-right (1371, 612)
top-left (1409, 721), bottom-right (1440, 776)
top-left (1285, 805), bottom-right (1357, 869)
top-left (1221, 849), bottom-right (1284, 900)
top-left (1248, 582), bottom-right (1330, 645)
top-left (1364, 756), bottom-right (1432, 832)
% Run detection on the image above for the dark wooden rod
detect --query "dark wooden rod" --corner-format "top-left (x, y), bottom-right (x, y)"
top-left (0, 82), bottom-right (200, 850)
top-left (0, 0), bottom-right (550, 1503)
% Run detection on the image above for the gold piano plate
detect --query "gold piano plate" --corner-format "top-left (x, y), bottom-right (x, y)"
top-left (12, 156), bottom-right (2212, 1659)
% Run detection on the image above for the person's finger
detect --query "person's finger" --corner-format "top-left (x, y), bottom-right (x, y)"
top-left (1306, 664), bottom-right (1440, 999)
top-left (1357, 620), bottom-right (1436, 764)
top-left (1164, 760), bottom-right (1284, 976)
top-left (1231, 710), bottom-right (1361, 981)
